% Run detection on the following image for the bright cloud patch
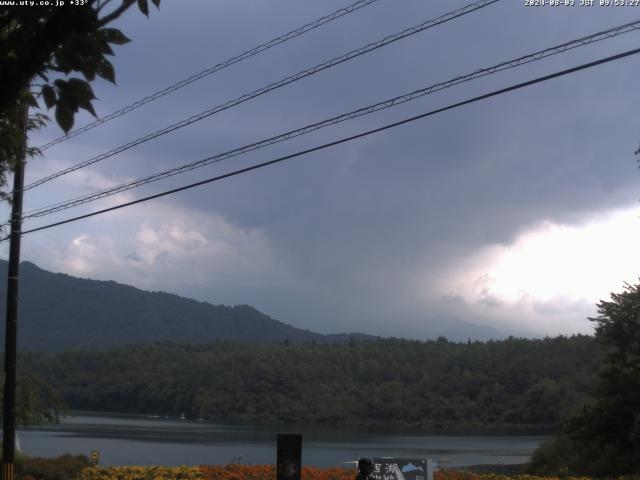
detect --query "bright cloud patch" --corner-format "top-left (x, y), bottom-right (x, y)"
top-left (23, 202), bottom-right (290, 298)
top-left (133, 222), bottom-right (208, 266)
top-left (436, 206), bottom-right (640, 333)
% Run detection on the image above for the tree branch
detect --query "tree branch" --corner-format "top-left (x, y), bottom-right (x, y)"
top-left (98, 0), bottom-right (136, 27)
top-left (94, 0), bottom-right (115, 14)
top-left (0, 8), bottom-right (91, 112)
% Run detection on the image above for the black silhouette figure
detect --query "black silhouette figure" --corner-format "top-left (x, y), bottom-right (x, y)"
top-left (356, 457), bottom-right (375, 480)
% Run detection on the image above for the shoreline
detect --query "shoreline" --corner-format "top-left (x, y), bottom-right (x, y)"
top-left (60, 409), bottom-right (557, 437)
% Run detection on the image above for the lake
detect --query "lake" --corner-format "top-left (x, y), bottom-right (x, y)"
top-left (18, 412), bottom-right (548, 468)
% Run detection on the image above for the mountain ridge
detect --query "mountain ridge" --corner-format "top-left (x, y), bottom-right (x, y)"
top-left (0, 260), bottom-right (504, 350)
top-left (0, 260), bottom-right (375, 350)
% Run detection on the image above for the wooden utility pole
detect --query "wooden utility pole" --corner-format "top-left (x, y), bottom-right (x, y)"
top-left (2, 107), bottom-right (27, 480)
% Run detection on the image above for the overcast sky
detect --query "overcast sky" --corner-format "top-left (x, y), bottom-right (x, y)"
top-left (4, 0), bottom-right (640, 339)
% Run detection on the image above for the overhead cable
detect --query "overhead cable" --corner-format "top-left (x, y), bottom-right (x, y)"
top-left (36, 0), bottom-right (383, 152)
top-left (23, 0), bottom-right (500, 191)
top-left (21, 19), bottom-right (640, 219)
top-left (11, 46), bottom-right (640, 240)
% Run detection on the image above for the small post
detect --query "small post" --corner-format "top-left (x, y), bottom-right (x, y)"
top-left (276, 434), bottom-right (302, 480)
top-left (426, 459), bottom-right (433, 480)
top-left (2, 106), bottom-right (27, 480)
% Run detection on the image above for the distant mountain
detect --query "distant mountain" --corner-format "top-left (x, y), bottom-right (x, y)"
top-left (0, 260), bottom-right (374, 351)
top-left (422, 316), bottom-right (508, 342)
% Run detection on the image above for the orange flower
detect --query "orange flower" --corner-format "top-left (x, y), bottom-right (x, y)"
top-left (197, 465), bottom-right (353, 480)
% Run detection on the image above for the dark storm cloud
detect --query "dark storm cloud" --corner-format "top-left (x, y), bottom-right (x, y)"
top-left (21, 0), bottom-right (640, 337)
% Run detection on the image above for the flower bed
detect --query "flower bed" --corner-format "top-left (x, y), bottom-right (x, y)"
top-left (77, 466), bottom-right (634, 480)
top-left (79, 466), bottom-right (204, 480)
top-left (79, 465), bottom-right (354, 480)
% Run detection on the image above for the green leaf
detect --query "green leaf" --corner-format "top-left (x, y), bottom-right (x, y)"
top-left (78, 98), bottom-right (97, 118)
top-left (55, 104), bottom-right (74, 134)
top-left (53, 47), bottom-right (77, 75)
top-left (41, 85), bottom-right (56, 109)
top-left (67, 78), bottom-right (96, 101)
top-left (77, 57), bottom-right (97, 82)
top-left (28, 112), bottom-right (49, 131)
top-left (56, 83), bottom-right (78, 114)
top-left (64, 95), bottom-right (80, 114)
top-left (96, 38), bottom-right (114, 56)
top-left (96, 57), bottom-right (115, 83)
top-left (101, 28), bottom-right (131, 45)
top-left (137, 0), bottom-right (149, 16)
top-left (58, 36), bottom-right (104, 81)
top-left (54, 78), bottom-right (97, 118)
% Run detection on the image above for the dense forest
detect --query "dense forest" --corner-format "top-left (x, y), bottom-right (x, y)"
top-left (21, 335), bottom-right (598, 433)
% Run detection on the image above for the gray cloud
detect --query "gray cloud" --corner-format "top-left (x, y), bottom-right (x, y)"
top-left (12, 0), bottom-right (640, 338)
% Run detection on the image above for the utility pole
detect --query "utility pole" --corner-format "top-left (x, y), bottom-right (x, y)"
top-left (2, 106), bottom-right (27, 480)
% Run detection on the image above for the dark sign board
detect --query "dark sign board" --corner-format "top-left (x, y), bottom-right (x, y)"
top-left (277, 434), bottom-right (302, 480)
top-left (371, 458), bottom-right (429, 480)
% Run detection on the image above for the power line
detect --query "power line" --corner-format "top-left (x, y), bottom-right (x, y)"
top-left (21, 19), bottom-right (640, 220)
top-left (23, 0), bottom-right (500, 192)
top-left (11, 46), bottom-right (640, 240)
top-left (35, 0), bottom-right (383, 152)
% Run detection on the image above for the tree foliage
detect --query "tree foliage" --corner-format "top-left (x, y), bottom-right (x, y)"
top-left (0, 372), bottom-right (67, 426)
top-left (0, 0), bottom-right (160, 194)
top-left (0, 0), bottom-right (159, 426)
top-left (15, 454), bottom-right (90, 480)
top-left (21, 335), bottom-right (598, 433)
top-left (529, 282), bottom-right (640, 477)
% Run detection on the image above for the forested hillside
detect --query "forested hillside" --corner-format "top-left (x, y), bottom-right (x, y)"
top-left (0, 261), bottom-right (372, 349)
top-left (21, 335), bottom-right (598, 433)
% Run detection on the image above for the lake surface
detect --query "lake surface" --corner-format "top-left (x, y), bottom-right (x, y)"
top-left (18, 412), bottom-right (548, 468)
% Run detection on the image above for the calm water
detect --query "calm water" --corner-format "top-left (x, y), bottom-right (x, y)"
top-left (18, 413), bottom-right (548, 468)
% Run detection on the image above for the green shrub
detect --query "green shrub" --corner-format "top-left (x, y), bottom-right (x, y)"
top-left (15, 454), bottom-right (90, 480)
top-left (527, 435), bottom-right (574, 476)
